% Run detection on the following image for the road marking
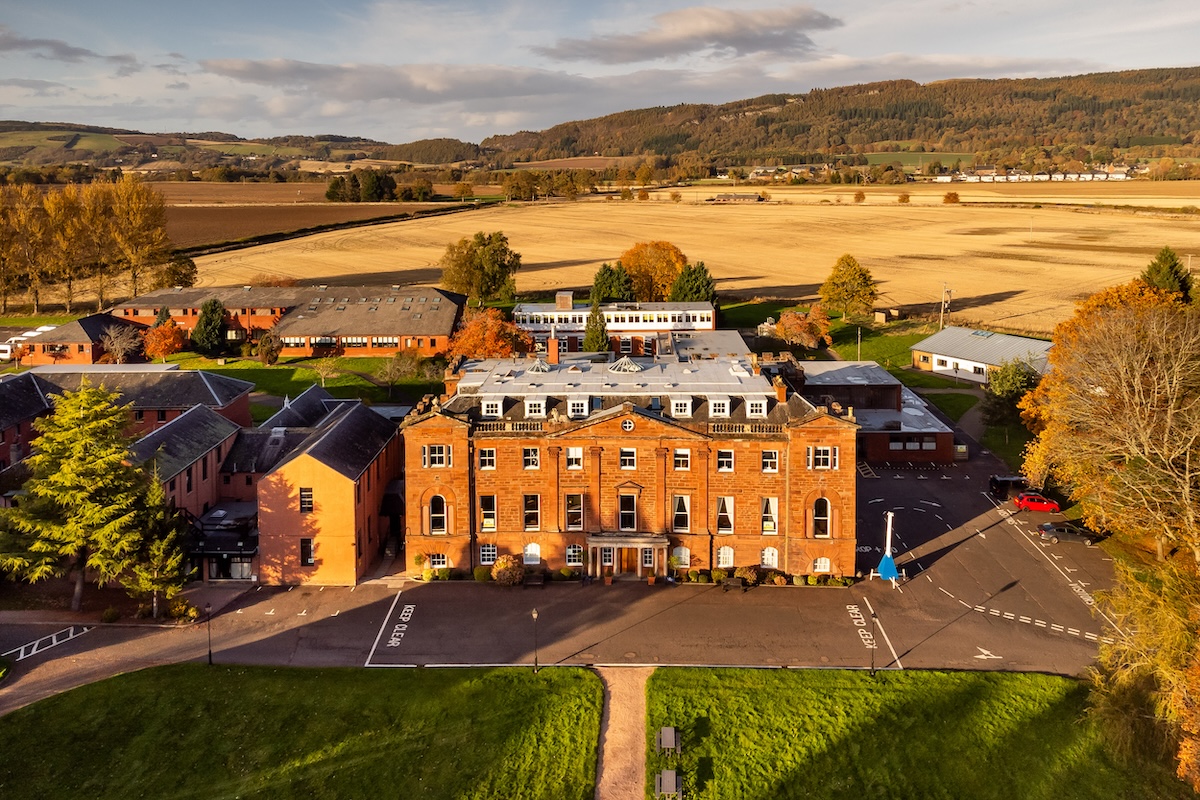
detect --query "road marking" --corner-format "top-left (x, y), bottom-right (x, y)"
top-left (1085, 632), bottom-right (1097, 641)
top-left (331, 610), bottom-right (340, 617)
top-left (1051, 624), bottom-right (1064, 632)
top-left (912, 507), bottom-right (927, 513)
top-left (1035, 620), bottom-right (1047, 627)
top-left (974, 647), bottom-right (1002, 660)
top-left (974, 605), bottom-right (986, 612)
top-left (297, 610), bottom-right (307, 617)
top-left (1067, 628), bottom-right (1080, 636)
top-left (2, 626), bottom-right (92, 662)
top-left (861, 597), bottom-right (903, 670)
top-left (1002, 612), bottom-right (1015, 620)
top-left (869, 498), bottom-right (885, 504)
top-left (265, 609), bottom-right (275, 616)
top-left (989, 608), bottom-right (1001, 616)
top-left (935, 514), bottom-right (944, 521)
top-left (920, 500), bottom-right (943, 508)
top-left (366, 590), bottom-right (404, 667)
top-left (1019, 616), bottom-right (1032, 623)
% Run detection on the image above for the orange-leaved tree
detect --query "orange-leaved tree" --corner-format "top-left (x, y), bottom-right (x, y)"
top-left (448, 308), bottom-right (533, 358)
top-left (619, 241), bottom-right (688, 302)
top-left (142, 319), bottom-right (184, 363)
top-left (775, 306), bottom-right (832, 350)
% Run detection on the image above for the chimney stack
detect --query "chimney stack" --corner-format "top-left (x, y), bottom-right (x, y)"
top-left (547, 336), bottom-right (560, 365)
top-left (555, 290), bottom-right (574, 310)
top-left (773, 375), bottom-right (787, 403)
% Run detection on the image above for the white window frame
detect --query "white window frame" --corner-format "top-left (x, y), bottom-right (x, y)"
top-left (813, 556), bottom-right (832, 573)
top-left (523, 543), bottom-right (541, 565)
top-left (478, 448), bottom-right (496, 470)
top-left (716, 496), bottom-right (734, 534)
top-left (482, 400), bottom-right (501, 418)
top-left (710, 399), bottom-right (729, 417)
top-left (619, 448), bottom-right (636, 470)
top-left (673, 449), bottom-right (690, 470)
top-left (566, 447), bottom-right (583, 470)
top-left (761, 450), bottom-right (778, 473)
top-left (525, 399), bottom-right (545, 418)
top-left (423, 444), bottom-right (450, 468)
top-left (428, 553), bottom-right (448, 569)
top-left (642, 548), bottom-right (654, 568)
top-left (717, 546), bottom-right (734, 569)
top-left (566, 544), bottom-right (584, 567)
top-left (761, 547), bottom-right (779, 569)
top-left (523, 447), bottom-right (540, 469)
top-left (569, 399), bottom-right (587, 418)
top-left (565, 493), bottom-right (584, 531)
top-left (761, 497), bottom-right (778, 534)
top-left (601, 547), bottom-right (615, 567)
top-left (480, 495), bottom-right (496, 531)
top-left (619, 494), bottom-right (637, 531)
top-left (429, 495), bottom-right (447, 534)
top-left (807, 446), bottom-right (839, 470)
top-left (673, 495), bottom-right (690, 532)
top-left (672, 399), bottom-right (691, 417)
top-left (524, 494), bottom-right (540, 530)
top-left (672, 546), bottom-right (691, 570)
top-left (479, 543), bottom-right (497, 565)
top-left (813, 497), bottom-right (831, 538)
top-left (620, 337), bottom-right (632, 354)
top-left (747, 399), bottom-right (767, 418)
top-left (717, 450), bottom-right (734, 472)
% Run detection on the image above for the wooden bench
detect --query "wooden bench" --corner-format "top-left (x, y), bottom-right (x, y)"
top-left (722, 576), bottom-right (745, 593)
top-left (524, 573), bottom-right (545, 589)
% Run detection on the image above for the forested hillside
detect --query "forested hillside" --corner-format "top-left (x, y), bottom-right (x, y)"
top-left (482, 68), bottom-right (1200, 164)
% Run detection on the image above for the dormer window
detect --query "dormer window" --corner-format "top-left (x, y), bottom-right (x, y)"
top-left (747, 399), bottom-right (767, 418)
top-left (710, 397), bottom-right (730, 418)
top-left (526, 398), bottom-right (546, 418)
top-left (672, 397), bottom-right (691, 417)
top-left (482, 400), bottom-right (501, 418)
top-left (568, 398), bottom-right (588, 418)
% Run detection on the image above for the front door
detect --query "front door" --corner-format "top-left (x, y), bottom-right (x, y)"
top-left (620, 548), bottom-right (638, 575)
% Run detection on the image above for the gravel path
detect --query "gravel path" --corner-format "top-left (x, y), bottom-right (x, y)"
top-left (594, 666), bottom-right (653, 800)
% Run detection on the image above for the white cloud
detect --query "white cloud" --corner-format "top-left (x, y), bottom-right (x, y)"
top-left (531, 4), bottom-right (842, 64)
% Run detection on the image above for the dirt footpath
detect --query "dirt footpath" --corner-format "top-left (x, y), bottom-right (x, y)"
top-left (594, 666), bottom-right (653, 800)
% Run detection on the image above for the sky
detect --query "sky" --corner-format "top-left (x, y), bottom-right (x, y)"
top-left (1, 1), bottom-right (1198, 144)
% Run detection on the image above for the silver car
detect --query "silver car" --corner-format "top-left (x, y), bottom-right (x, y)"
top-left (1038, 522), bottom-right (1100, 546)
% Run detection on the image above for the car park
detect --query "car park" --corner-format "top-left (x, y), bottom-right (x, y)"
top-left (989, 474), bottom-right (1028, 499)
top-left (1013, 492), bottom-right (1061, 513)
top-left (1038, 522), bottom-right (1100, 546)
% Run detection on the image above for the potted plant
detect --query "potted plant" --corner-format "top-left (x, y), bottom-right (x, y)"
top-left (647, 572), bottom-right (656, 586)
top-left (603, 567), bottom-right (614, 586)
top-left (667, 555), bottom-right (683, 584)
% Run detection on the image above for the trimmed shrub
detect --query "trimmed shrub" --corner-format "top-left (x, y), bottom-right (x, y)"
top-left (697, 574), bottom-right (711, 584)
top-left (491, 554), bottom-right (524, 586)
top-left (101, 606), bottom-right (121, 623)
top-left (711, 568), bottom-right (728, 583)
top-left (807, 574), bottom-right (819, 586)
top-left (733, 565), bottom-right (761, 586)
top-left (688, 569), bottom-right (700, 583)
top-left (422, 568), bottom-right (436, 582)
top-left (168, 598), bottom-right (198, 621)
top-left (437, 567), bottom-right (451, 581)
top-left (793, 575), bottom-right (805, 586)
top-left (559, 567), bottom-right (577, 580)
top-left (773, 574), bottom-right (788, 586)
top-left (413, 553), bottom-right (426, 570)
top-left (943, 191), bottom-right (960, 204)
top-left (473, 565), bottom-right (492, 582)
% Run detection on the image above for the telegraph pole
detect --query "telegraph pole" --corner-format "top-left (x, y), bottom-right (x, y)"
top-left (939, 284), bottom-right (952, 330)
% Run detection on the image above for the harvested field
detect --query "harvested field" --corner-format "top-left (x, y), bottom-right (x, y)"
top-left (194, 183), bottom-right (1200, 333)
top-left (156, 182), bottom-right (334, 205)
top-left (166, 203), bottom-right (436, 250)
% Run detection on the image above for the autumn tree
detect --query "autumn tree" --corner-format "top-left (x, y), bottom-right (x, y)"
top-left (149, 255), bottom-right (198, 291)
top-left (80, 182), bottom-right (119, 312)
top-left (620, 241), bottom-right (688, 302)
top-left (42, 183), bottom-right (86, 313)
top-left (311, 358), bottom-right (340, 388)
top-left (1142, 246), bottom-right (1193, 303)
top-left (819, 254), bottom-right (878, 318)
top-left (2, 184), bottom-right (49, 312)
top-left (775, 306), bottom-right (832, 350)
top-left (590, 262), bottom-right (634, 304)
top-left (0, 381), bottom-right (144, 612)
top-left (582, 303), bottom-right (610, 352)
top-left (101, 323), bottom-right (144, 364)
top-left (668, 262), bottom-right (719, 305)
top-left (191, 299), bottom-right (226, 356)
top-left (142, 319), bottom-right (184, 362)
top-left (979, 358), bottom-right (1041, 432)
top-left (110, 176), bottom-right (171, 297)
top-left (448, 308), bottom-right (533, 358)
top-left (439, 231), bottom-right (521, 304)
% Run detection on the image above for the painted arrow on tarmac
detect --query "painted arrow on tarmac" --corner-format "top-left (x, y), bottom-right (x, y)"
top-left (974, 648), bottom-right (1003, 660)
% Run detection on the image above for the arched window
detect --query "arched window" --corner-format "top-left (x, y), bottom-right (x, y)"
top-left (813, 498), bottom-right (831, 538)
top-left (717, 546), bottom-right (734, 569)
top-left (429, 495), bottom-right (446, 534)
top-left (523, 542), bottom-right (541, 565)
top-left (671, 546), bottom-right (691, 569)
top-left (813, 557), bottom-right (831, 573)
top-left (760, 547), bottom-right (779, 569)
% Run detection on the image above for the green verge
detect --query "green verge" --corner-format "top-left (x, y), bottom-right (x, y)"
top-left (982, 422), bottom-right (1033, 473)
top-left (923, 392), bottom-right (980, 423)
top-left (0, 664), bottom-right (602, 800)
top-left (646, 668), bottom-right (1189, 800)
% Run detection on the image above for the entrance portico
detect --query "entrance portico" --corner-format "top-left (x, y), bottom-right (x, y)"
top-left (586, 534), bottom-right (670, 579)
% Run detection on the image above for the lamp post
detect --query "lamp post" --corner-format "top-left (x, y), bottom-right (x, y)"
top-left (870, 611), bottom-right (877, 677)
top-left (531, 608), bottom-right (540, 674)
top-left (205, 602), bottom-right (213, 666)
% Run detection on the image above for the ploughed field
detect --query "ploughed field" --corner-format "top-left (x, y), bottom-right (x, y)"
top-left (191, 181), bottom-right (1200, 333)
top-left (166, 204), bottom-right (432, 250)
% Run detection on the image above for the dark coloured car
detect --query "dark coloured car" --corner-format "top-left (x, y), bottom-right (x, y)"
top-left (989, 474), bottom-right (1028, 500)
top-left (1013, 492), bottom-right (1061, 513)
top-left (1038, 522), bottom-right (1100, 546)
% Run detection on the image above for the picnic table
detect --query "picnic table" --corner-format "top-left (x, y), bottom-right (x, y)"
top-left (655, 768), bottom-right (681, 798)
top-left (657, 726), bottom-right (681, 754)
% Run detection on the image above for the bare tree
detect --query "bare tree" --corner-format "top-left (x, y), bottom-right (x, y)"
top-left (311, 358), bottom-right (339, 388)
top-left (100, 324), bottom-right (144, 364)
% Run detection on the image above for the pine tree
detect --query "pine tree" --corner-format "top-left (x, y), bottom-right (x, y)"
top-left (1, 380), bottom-right (145, 612)
top-left (1141, 245), bottom-right (1193, 303)
top-left (122, 474), bottom-right (191, 619)
top-left (582, 303), bottom-right (610, 352)
top-left (191, 298), bottom-right (226, 356)
top-left (819, 254), bottom-right (879, 318)
top-left (153, 305), bottom-right (171, 327)
top-left (668, 261), bottom-right (719, 304)
top-left (590, 262), bottom-right (634, 304)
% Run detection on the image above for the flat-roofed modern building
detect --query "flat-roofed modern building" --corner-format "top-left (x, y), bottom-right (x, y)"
top-left (514, 291), bottom-right (716, 356)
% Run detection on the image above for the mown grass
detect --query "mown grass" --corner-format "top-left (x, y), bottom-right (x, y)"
top-left (0, 664), bottom-right (602, 800)
top-left (0, 314), bottom-right (81, 328)
top-left (924, 392), bottom-right (980, 423)
top-left (646, 668), bottom-right (1189, 800)
top-left (983, 422), bottom-right (1033, 473)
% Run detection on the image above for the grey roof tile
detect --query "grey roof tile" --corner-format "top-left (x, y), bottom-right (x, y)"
top-left (131, 405), bottom-right (240, 480)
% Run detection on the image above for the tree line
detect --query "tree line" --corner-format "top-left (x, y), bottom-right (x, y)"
top-left (0, 177), bottom-right (190, 313)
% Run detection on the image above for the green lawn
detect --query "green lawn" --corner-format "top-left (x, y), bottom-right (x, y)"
top-left (0, 664), bottom-right (602, 800)
top-left (924, 392), bottom-right (980, 423)
top-left (718, 300), bottom-right (797, 329)
top-left (983, 422), bottom-right (1033, 473)
top-left (646, 669), bottom-right (1189, 800)
top-left (0, 313), bottom-right (81, 328)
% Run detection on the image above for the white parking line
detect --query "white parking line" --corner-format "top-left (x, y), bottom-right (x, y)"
top-left (861, 596), bottom-right (903, 670)
top-left (365, 590), bottom-right (403, 667)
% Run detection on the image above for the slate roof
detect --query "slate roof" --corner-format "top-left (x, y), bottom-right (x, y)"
top-left (117, 285), bottom-right (315, 311)
top-left (35, 370), bottom-right (254, 410)
top-left (34, 313), bottom-right (143, 344)
top-left (131, 405), bottom-right (241, 480)
top-left (221, 427), bottom-right (313, 475)
top-left (259, 385), bottom-right (343, 428)
top-left (272, 286), bottom-right (464, 338)
top-left (0, 373), bottom-right (54, 430)
top-left (275, 402), bottom-right (397, 480)
top-left (911, 326), bottom-right (1053, 371)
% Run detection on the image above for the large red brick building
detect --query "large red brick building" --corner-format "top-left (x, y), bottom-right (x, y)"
top-left (400, 349), bottom-right (858, 579)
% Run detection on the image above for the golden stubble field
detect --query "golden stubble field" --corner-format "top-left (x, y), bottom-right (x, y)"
top-left (194, 182), bottom-right (1200, 333)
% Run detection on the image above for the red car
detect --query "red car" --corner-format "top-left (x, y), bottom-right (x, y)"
top-left (1013, 492), bottom-right (1061, 513)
